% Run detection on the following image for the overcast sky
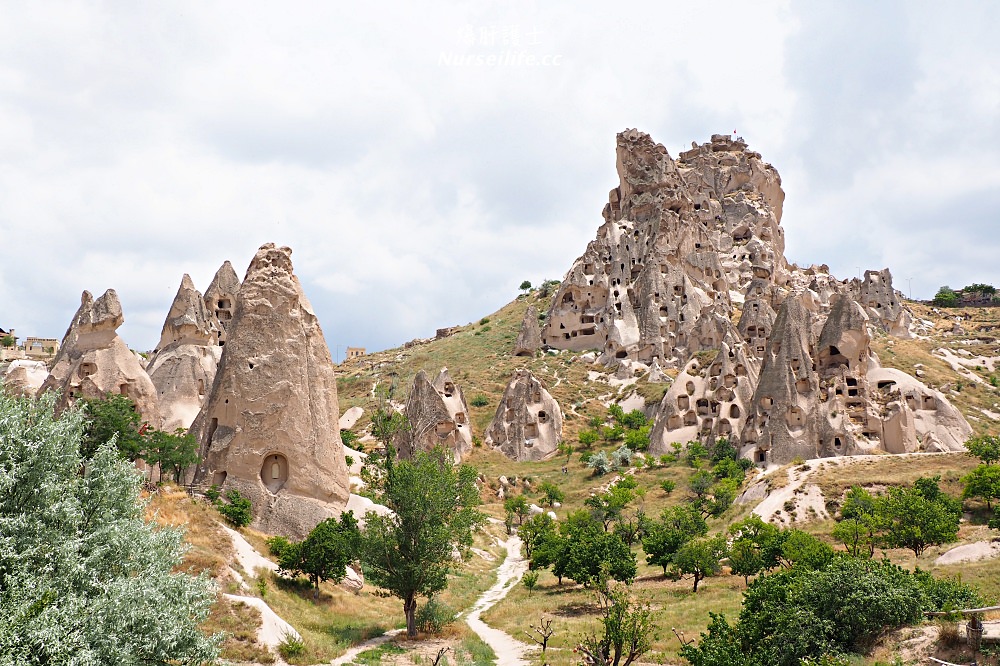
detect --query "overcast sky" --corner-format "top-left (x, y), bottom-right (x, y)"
top-left (2, 1), bottom-right (998, 358)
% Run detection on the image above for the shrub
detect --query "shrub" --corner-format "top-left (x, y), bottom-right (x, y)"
top-left (277, 631), bottom-right (305, 659)
top-left (660, 479), bottom-right (676, 494)
top-left (470, 394), bottom-right (490, 407)
top-left (217, 489), bottom-right (253, 528)
top-left (415, 597), bottom-right (456, 634)
top-left (587, 451), bottom-right (613, 476)
top-left (479, 317), bottom-right (491, 325)
top-left (522, 570), bottom-right (539, 595)
top-left (611, 445), bottom-right (634, 468)
top-left (205, 484), bottom-right (221, 503)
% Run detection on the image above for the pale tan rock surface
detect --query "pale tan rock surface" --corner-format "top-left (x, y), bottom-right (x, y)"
top-left (485, 369), bottom-right (562, 461)
top-left (547, 129), bottom-right (971, 465)
top-left (394, 368), bottom-right (473, 462)
top-left (1, 360), bottom-right (49, 396)
top-left (513, 306), bottom-right (542, 356)
top-left (40, 289), bottom-right (161, 427)
top-left (146, 274), bottom-right (222, 432)
top-left (204, 260), bottom-right (241, 347)
top-left (192, 243), bottom-right (349, 539)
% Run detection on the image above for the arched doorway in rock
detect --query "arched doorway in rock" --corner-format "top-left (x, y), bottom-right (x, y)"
top-left (261, 453), bottom-right (289, 493)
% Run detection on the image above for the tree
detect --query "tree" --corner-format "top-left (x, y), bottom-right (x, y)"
top-left (965, 434), bottom-right (1000, 465)
top-left (585, 478), bottom-right (636, 530)
top-left (778, 530), bottom-right (833, 570)
top-left (577, 584), bottom-right (654, 666)
top-left (274, 512), bottom-right (361, 594)
top-left (879, 476), bottom-right (960, 556)
top-left (641, 504), bottom-right (707, 574)
top-left (933, 285), bottom-right (959, 307)
top-left (144, 428), bottom-right (200, 482)
top-left (519, 280), bottom-right (533, 294)
top-left (962, 464), bottom-right (1000, 509)
top-left (688, 469), bottom-right (714, 499)
top-left (0, 392), bottom-right (219, 664)
top-left (555, 511), bottom-right (636, 587)
top-left (673, 534), bottom-right (728, 592)
top-left (578, 429), bottom-right (600, 448)
top-left (0, 334), bottom-right (14, 348)
top-left (78, 393), bottom-right (146, 460)
top-left (504, 495), bottom-right (531, 527)
top-left (539, 481), bottom-right (564, 507)
top-left (727, 515), bottom-right (783, 584)
top-left (521, 513), bottom-right (558, 560)
top-left (358, 448), bottom-right (484, 637)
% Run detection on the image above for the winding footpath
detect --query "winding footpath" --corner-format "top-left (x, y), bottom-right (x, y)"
top-left (464, 535), bottom-right (534, 666)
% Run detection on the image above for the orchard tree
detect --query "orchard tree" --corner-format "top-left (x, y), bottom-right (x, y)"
top-left (359, 447), bottom-right (484, 637)
top-left (879, 477), bottom-right (960, 556)
top-left (539, 481), bottom-right (564, 507)
top-left (0, 392), bottom-right (219, 664)
top-left (642, 504), bottom-right (707, 574)
top-left (272, 512), bottom-right (361, 594)
top-left (577, 584), bottom-right (654, 666)
top-left (727, 515), bottom-right (783, 583)
top-left (965, 434), bottom-right (1000, 465)
top-left (962, 464), bottom-right (1000, 510)
top-left (673, 534), bottom-right (729, 592)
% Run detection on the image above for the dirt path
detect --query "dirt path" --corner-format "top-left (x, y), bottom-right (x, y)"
top-left (464, 535), bottom-right (534, 666)
top-left (224, 593), bottom-right (300, 648)
top-left (328, 629), bottom-right (406, 666)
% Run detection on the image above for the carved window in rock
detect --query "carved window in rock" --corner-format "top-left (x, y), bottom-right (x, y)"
top-left (443, 382), bottom-right (455, 397)
top-left (786, 406), bottom-right (804, 429)
top-left (761, 396), bottom-right (773, 409)
top-left (796, 379), bottom-right (811, 393)
top-left (667, 414), bottom-right (681, 430)
top-left (677, 395), bottom-right (690, 411)
top-left (454, 412), bottom-right (467, 425)
top-left (685, 381), bottom-right (696, 396)
top-left (79, 362), bottom-right (97, 379)
top-left (435, 421), bottom-right (453, 438)
top-left (696, 399), bottom-right (710, 416)
top-left (756, 448), bottom-right (767, 463)
top-left (683, 411), bottom-right (697, 426)
top-left (537, 410), bottom-right (548, 423)
top-left (524, 422), bottom-right (539, 439)
top-left (261, 453), bottom-right (289, 494)
top-left (729, 404), bottom-right (741, 419)
top-left (717, 419), bottom-right (732, 435)
top-left (922, 395), bottom-right (936, 411)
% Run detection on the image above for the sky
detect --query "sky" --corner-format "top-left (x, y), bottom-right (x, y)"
top-left (2, 1), bottom-right (998, 358)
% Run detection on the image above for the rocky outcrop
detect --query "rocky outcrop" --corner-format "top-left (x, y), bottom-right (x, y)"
top-left (40, 289), bottom-right (160, 427)
top-left (485, 369), bottom-right (562, 461)
top-left (550, 129), bottom-right (971, 465)
top-left (204, 260), bottom-right (241, 346)
top-left (145, 274), bottom-right (222, 432)
top-left (192, 244), bottom-right (349, 539)
top-left (2, 360), bottom-right (49, 396)
top-left (514, 306), bottom-right (542, 357)
top-left (394, 368), bottom-right (472, 462)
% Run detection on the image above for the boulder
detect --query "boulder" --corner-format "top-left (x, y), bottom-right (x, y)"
top-left (485, 369), bottom-right (562, 461)
top-left (339, 406), bottom-right (364, 430)
top-left (40, 289), bottom-right (160, 427)
top-left (191, 244), bottom-right (349, 539)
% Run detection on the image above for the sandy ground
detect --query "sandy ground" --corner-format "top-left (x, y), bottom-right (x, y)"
top-left (464, 535), bottom-right (534, 666)
top-left (328, 629), bottom-right (407, 666)
top-left (224, 593), bottom-right (301, 647)
top-left (935, 540), bottom-right (1000, 565)
top-left (224, 524), bottom-right (278, 576)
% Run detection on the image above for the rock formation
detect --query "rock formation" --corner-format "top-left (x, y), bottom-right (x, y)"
top-left (394, 368), bottom-right (473, 462)
top-left (514, 306), bottom-right (542, 356)
top-left (40, 289), bottom-right (160, 426)
top-left (204, 260), bottom-right (241, 346)
top-left (548, 129), bottom-right (971, 465)
top-left (145, 274), bottom-right (222, 432)
top-left (191, 244), bottom-right (349, 538)
top-left (1, 360), bottom-right (49, 396)
top-left (485, 369), bottom-right (562, 461)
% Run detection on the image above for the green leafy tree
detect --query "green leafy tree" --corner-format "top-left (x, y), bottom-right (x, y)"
top-left (578, 429), bottom-right (600, 448)
top-left (641, 504), bottom-right (707, 574)
top-left (688, 469), bottom-right (714, 498)
top-left (0, 334), bottom-right (14, 348)
top-left (144, 428), bottom-right (199, 482)
top-left (539, 481), bottom-right (564, 507)
top-left (879, 476), bottom-right (960, 556)
top-left (504, 495), bottom-right (531, 528)
top-left (585, 478), bottom-right (636, 530)
top-left (962, 464), bottom-right (1000, 509)
top-left (0, 392), bottom-right (219, 664)
top-left (519, 280), bottom-right (533, 293)
top-left (577, 584), bottom-right (654, 666)
top-left (727, 515), bottom-right (783, 584)
top-left (274, 512), bottom-right (361, 594)
top-left (778, 530), bottom-right (833, 570)
top-left (78, 393), bottom-right (147, 460)
top-left (522, 570), bottom-right (539, 595)
top-left (359, 448), bottom-right (484, 637)
top-left (521, 513), bottom-right (558, 560)
top-left (672, 534), bottom-right (728, 592)
top-left (832, 517), bottom-right (880, 558)
top-left (965, 434), bottom-right (1000, 465)
top-left (932, 285), bottom-right (959, 307)
top-left (555, 511), bottom-right (636, 587)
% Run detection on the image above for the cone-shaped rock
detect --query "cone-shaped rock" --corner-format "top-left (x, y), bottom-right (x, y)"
top-left (192, 243), bottom-right (349, 538)
top-left (204, 260), bottom-right (241, 346)
top-left (2, 360), bottom-right (49, 397)
top-left (513, 306), bottom-right (542, 357)
top-left (485, 369), bottom-right (562, 461)
top-left (40, 289), bottom-right (160, 426)
top-left (146, 274), bottom-right (222, 432)
top-left (394, 368), bottom-right (472, 462)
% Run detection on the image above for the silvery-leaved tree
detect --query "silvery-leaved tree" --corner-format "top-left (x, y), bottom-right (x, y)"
top-left (0, 391), bottom-right (220, 665)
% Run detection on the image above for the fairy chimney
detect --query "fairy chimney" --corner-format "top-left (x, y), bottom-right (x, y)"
top-left (485, 369), bottom-right (562, 461)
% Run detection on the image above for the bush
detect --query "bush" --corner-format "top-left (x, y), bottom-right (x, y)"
top-left (470, 394), bottom-right (490, 407)
top-left (660, 479), bottom-right (676, 494)
top-left (611, 445), bottom-right (634, 468)
top-left (205, 484), bottom-right (221, 503)
top-left (522, 570), bottom-right (539, 595)
top-left (480, 317), bottom-right (491, 325)
top-left (587, 451), bottom-right (613, 476)
top-left (415, 597), bottom-right (456, 634)
top-left (217, 489), bottom-right (253, 528)
top-left (277, 631), bottom-right (305, 659)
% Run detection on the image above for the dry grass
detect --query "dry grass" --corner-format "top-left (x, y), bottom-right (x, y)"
top-left (146, 485), bottom-right (233, 577)
top-left (203, 595), bottom-right (275, 664)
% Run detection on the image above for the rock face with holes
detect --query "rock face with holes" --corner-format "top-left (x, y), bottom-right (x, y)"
top-left (191, 243), bottom-right (349, 539)
top-left (514, 306), bottom-right (542, 357)
top-left (204, 260), bottom-right (241, 347)
top-left (394, 368), bottom-right (473, 462)
top-left (145, 274), bottom-right (223, 432)
top-left (547, 129), bottom-right (971, 465)
top-left (485, 368), bottom-right (562, 461)
top-left (40, 289), bottom-right (161, 426)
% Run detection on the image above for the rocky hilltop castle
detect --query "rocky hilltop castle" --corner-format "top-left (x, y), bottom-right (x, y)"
top-left (542, 130), bottom-right (970, 465)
